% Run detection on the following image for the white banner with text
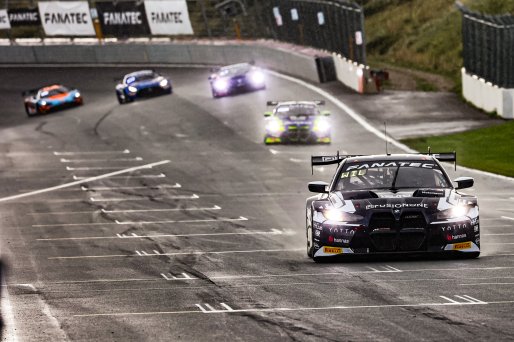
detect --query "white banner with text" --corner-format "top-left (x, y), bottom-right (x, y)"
top-left (38, 1), bottom-right (95, 36)
top-left (144, 0), bottom-right (193, 35)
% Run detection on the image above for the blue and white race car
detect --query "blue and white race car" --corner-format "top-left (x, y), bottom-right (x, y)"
top-left (115, 70), bottom-right (172, 104)
top-left (208, 63), bottom-right (266, 98)
top-left (264, 101), bottom-right (331, 144)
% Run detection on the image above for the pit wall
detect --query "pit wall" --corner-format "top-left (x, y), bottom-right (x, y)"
top-left (0, 42), bottom-right (328, 84)
top-left (462, 68), bottom-right (514, 119)
top-left (333, 53), bottom-right (377, 94)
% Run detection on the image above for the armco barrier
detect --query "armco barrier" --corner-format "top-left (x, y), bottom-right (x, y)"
top-left (0, 41), bottom-right (330, 84)
top-left (462, 68), bottom-right (514, 119)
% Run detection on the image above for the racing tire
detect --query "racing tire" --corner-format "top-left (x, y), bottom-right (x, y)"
top-left (25, 104), bottom-right (35, 117)
top-left (306, 208), bottom-right (315, 258)
top-left (212, 90), bottom-right (220, 99)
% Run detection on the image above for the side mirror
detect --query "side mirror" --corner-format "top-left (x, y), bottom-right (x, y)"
top-left (264, 111), bottom-right (273, 117)
top-left (454, 177), bottom-right (474, 190)
top-left (321, 110), bottom-right (330, 116)
top-left (308, 181), bottom-right (329, 193)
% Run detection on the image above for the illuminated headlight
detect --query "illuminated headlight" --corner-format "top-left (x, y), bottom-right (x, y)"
top-left (266, 119), bottom-right (284, 135)
top-left (315, 118), bottom-right (330, 133)
top-left (128, 86), bottom-right (138, 93)
top-left (74, 92), bottom-right (81, 98)
top-left (436, 205), bottom-right (470, 220)
top-left (159, 79), bottom-right (169, 87)
top-left (40, 101), bottom-right (47, 106)
top-left (213, 78), bottom-right (229, 92)
top-left (248, 71), bottom-right (265, 86)
top-left (323, 209), bottom-right (363, 222)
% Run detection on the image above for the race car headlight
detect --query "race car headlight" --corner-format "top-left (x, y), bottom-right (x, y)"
top-left (248, 71), bottom-right (265, 86)
top-left (74, 92), bottom-right (81, 98)
top-left (436, 205), bottom-right (470, 220)
top-left (213, 78), bottom-right (229, 92)
top-left (323, 209), bottom-right (363, 222)
top-left (266, 119), bottom-right (285, 135)
top-left (40, 101), bottom-right (47, 106)
top-left (315, 118), bottom-right (330, 133)
top-left (128, 86), bottom-right (138, 93)
top-left (159, 79), bottom-right (169, 88)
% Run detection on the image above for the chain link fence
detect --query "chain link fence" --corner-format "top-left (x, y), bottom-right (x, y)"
top-left (0, 0), bottom-right (366, 64)
top-left (457, 2), bottom-right (514, 88)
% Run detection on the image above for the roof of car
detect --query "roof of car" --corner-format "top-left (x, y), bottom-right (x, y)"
top-left (345, 154), bottom-right (438, 163)
top-left (40, 84), bottom-right (62, 91)
top-left (125, 70), bottom-right (154, 77)
top-left (276, 101), bottom-right (318, 107)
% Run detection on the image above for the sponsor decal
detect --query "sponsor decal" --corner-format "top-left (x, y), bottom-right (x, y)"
top-left (453, 241), bottom-right (472, 250)
top-left (96, 1), bottom-right (150, 37)
top-left (474, 225), bottom-right (479, 232)
top-left (441, 223), bottom-right (468, 232)
top-left (327, 227), bottom-right (355, 235)
top-left (366, 203), bottom-right (428, 210)
top-left (333, 238), bottom-right (349, 244)
top-left (314, 229), bottom-right (321, 237)
top-left (346, 162), bottom-right (435, 171)
top-left (323, 246), bottom-right (342, 254)
top-left (144, 0), bottom-right (193, 35)
top-left (0, 9), bottom-right (11, 29)
top-left (8, 8), bottom-right (40, 26)
top-left (38, 2), bottom-right (94, 36)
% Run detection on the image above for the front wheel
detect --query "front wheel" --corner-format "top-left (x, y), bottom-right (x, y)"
top-left (306, 208), bottom-right (314, 258)
top-left (25, 104), bottom-right (35, 117)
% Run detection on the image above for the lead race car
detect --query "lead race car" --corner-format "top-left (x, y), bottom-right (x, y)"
top-left (306, 152), bottom-right (479, 261)
top-left (23, 84), bottom-right (83, 117)
top-left (264, 101), bottom-right (331, 144)
top-left (115, 70), bottom-right (172, 104)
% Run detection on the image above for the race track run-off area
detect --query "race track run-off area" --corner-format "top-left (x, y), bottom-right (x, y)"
top-left (1, 67), bottom-right (514, 341)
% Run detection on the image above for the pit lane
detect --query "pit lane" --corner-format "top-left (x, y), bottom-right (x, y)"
top-left (0, 66), bottom-right (514, 341)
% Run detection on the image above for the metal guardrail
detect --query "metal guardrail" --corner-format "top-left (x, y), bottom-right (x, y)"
top-left (0, 0), bottom-right (367, 64)
top-left (457, 1), bottom-right (514, 88)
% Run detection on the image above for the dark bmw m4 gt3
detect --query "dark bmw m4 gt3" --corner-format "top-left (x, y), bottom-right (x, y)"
top-left (306, 153), bottom-right (479, 261)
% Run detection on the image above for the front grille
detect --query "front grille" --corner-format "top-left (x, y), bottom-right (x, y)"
top-left (368, 212), bottom-right (427, 252)
top-left (286, 125), bottom-right (311, 141)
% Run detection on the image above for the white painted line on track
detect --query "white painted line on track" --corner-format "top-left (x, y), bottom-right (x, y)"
top-left (0, 160), bottom-right (170, 203)
top-left (1, 267), bottom-right (19, 342)
top-left (36, 228), bottom-right (294, 241)
top-left (73, 173), bottom-right (166, 180)
top-left (53, 149), bottom-right (130, 156)
top-left (90, 194), bottom-right (199, 202)
top-left (60, 157), bottom-right (142, 163)
top-left (501, 216), bottom-right (514, 221)
top-left (48, 248), bottom-right (304, 260)
top-left (269, 70), bottom-right (514, 183)
top-left (101, 204), bottom-right (219, 213)
top-left (161, 273), bottom-right (196, 281)
top-left (114, 216), bottom-right (248, 225)
top-left (74, 296), bottom-right (502, 318)
top-left (83, 183), bottom-right (181, 191)
top-left (67, 166), bottom-right (147, 171)
top-left (33, 222), bottom-right (117, 228)
top-left (28, 210), bottom-right (100, 215)
top-left (459, 283), bottom-right (514, 286)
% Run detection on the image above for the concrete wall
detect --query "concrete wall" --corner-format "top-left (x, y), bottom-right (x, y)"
top-left (462, 68), bottom-right (514, 119)
top-left (0, 43), bottom-right (321, 84)
top-left (333, 54), bottom-right (366, 93)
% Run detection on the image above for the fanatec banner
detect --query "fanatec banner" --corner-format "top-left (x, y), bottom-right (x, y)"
top-left (38, 1), bottom-right (95, 36)
top-left (144, 0), bottom-right (193, 35)
top-left (0, 10), bottom-right (10, 30)
top-left (8, 8), bottom-right (41, 27)
top-left (96, 1), bottom-right (150, 37)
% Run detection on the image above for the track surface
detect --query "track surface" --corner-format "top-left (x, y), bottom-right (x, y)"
top-left (0, 67), bottom-right (514, 341)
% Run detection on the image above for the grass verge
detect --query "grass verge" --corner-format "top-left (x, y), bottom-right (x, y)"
top-left (401, 121), bottom-right (514, 177)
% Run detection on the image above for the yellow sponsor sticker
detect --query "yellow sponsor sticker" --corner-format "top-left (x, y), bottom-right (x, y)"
top-left (453, 242), bottom-right (472, 250)
top-left (323, 246), bottom-right (342, 254)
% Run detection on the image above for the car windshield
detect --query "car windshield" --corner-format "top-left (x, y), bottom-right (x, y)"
top-left (334, 161), bottom-right (451, 191)
top-left (219, 64), bottom-right (251, 76)
top-left (40, 87), bottom-right (69, 98)
top-left (276, 105), bottom-right (319, 118)
top-left (125, 73), bottom-right (157, 84)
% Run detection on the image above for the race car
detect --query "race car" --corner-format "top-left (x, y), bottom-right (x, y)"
top-left (306, 152), bottom-right (479, 261)
top-left (115, 70), bottom-right (172, 104)
top-left (208, 63), bottom-right (266, 98)
top-left (23, 85), bottom-right (83, 117)
top-left (264, 101), bottom-right (331, 144)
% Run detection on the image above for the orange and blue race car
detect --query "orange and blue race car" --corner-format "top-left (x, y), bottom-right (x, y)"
top-left (23, 85), bottom-right (83, 117)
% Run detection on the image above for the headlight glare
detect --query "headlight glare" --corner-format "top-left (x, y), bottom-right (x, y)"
top-left (315, 118), bottom-right (330, 133)
top-left (128, 86), bottom-right (138, 93)
top-left (266, 119), bottom-right (284, 135)
top-left (213, 78), bottom-right (229, 92)
top-left (248, 71), bottom-right (265, 86)
top-left (436, 205), bottom-right (470, 220)
top-left (159, 79), bottom-right (169, 87)
top-left (74, 92), bottom-right (81, 98)
top-left (323, 209), bottom-right (363, 222)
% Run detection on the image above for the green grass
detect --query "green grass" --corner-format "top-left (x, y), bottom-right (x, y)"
top-left (401, 121), bottom-right (514, 177)
top-left (361, 0), bottom-right (514, 89)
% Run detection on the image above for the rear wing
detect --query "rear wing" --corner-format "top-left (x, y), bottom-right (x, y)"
top-left (21, 88), bottom-right (40, 97)
top-left (266, 100), bottom-right (326, 106)
top-left (310, 151), bottom-right (457, 174)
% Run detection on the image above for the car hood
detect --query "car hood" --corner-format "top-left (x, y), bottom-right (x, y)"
top-left (328, 188), bottom-right (454, 215)
top-left (130, 77), bottom-right (163, 88)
